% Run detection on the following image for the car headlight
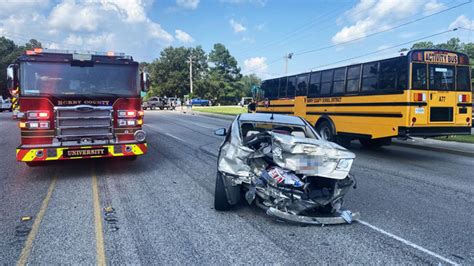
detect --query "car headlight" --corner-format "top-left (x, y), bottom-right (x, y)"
top-left (336, 158), bottom-right (353, 171)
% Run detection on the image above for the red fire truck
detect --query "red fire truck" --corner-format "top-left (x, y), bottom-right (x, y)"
top-left (6, 48), bottom-right (149, 166)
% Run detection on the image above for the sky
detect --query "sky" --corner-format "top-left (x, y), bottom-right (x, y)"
top-left (0, 0), bottom-right (473, 79)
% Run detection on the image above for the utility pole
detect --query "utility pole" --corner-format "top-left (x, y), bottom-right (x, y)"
top-left (187, 55), bottom-right (193, 94)
top-left (284, 52), bottom-right (293, 74)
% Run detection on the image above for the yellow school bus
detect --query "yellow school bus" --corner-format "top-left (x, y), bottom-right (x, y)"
top-left (257, 49), bottom-right (472, 147)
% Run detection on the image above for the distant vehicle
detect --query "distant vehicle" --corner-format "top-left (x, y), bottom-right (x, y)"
top-left (8, 48), bottom-right (149, 166)
top-left (144, 96), bottom-right (165, 110)
top-left (213, 113), bottom-right (358, 225)
top-left (239, 97), bottom-right (253, 107)
top-left (0, 98), bottom-right (12, 112)
top-left (259, 49), bottom-right (472, 147)
top-left (191, 98), bottom-right (211, 106)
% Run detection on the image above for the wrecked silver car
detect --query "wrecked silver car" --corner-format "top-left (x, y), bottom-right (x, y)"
top-left (214, 113), bottom-right (359, 225)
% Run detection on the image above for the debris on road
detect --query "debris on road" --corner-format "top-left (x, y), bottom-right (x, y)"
top-left (214, 113), bottom-right (359, 225)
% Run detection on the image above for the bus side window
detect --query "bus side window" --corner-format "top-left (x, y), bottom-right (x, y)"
top-left (279, 77), bottom-right (288, 98)
top-left (296, 73), bottom-right (308, 96)
top-left (272, 78), bottom-right (280, 99)
top-left (261, 81), bottom-right (269, 99)
top-left (346, 65), bottom-right (361, 94)
top-left (308, 72), bottom-right (321, 97)
top-left (412, 63), bottom-right (427, 90)
top-left (361, 62), bottom-right (378, 92)
top-left (321, 70), bottom-right (333, 95)
top-left (287, 76), bottom-right (296, 98)
top-left (379, 59), bottom-right (398, 90)
top-left (332, 67), bottom-right (346, 95)
top-left (397, 57), bottom-right (408, 90)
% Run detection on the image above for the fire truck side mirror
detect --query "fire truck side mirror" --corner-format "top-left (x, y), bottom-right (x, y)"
top-left (141, 72), bottom-right (150, 92)
top-left (6, 64), bottom-right (17, 92)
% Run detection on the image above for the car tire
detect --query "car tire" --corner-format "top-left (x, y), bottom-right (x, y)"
top-left (214, 172), bottom-right (232, 211)
top-left (317, 121), bottom-right (335, 142)
top-left (159, 107), bottom-right (164, 110)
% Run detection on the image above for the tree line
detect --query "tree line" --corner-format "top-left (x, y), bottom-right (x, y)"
top-left (143, 43), bottom-right (260, 104)
top-left (0, 37), bottom-right (42, 98)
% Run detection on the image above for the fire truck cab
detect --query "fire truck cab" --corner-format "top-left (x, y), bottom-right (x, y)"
top-left (6, 48), bottom-right (150, 166)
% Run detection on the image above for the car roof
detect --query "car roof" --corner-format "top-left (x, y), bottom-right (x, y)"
top-left (238, 113), bottom-right (306, 125)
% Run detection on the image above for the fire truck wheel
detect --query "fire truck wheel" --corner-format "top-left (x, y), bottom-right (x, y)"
top-left (26, 161), bottom-right (43, 167)
top-left (124, 156), bottom-right (137, 161)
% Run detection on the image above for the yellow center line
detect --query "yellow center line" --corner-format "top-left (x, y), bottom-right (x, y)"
top-left (92, 169), bottom-right (106, 266)
top-left (17, 176), bottom-right (57, 266)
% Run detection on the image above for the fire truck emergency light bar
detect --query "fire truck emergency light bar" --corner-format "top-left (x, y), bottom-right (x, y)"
top-left (25, 48), bottom-right (132, 60)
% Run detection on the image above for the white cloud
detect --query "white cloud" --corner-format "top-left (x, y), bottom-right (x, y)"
top-left (0, 0), bottom-right (174, 61)
top-left (49, 1), bottom-right (101, 32)
top-left (332, 0), bottom-right (445, 44)
top-left (244, 56), bottom-right (268, 78)
top-left (230, 19), bottom-right (246, 33)
top-left (449, 15), bottom-right (474, 30)
top-left (176, 0), bottom-right (199, 9)
top-left (175, 29), bottom-right (194, 43)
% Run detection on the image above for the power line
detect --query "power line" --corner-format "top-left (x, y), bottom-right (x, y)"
top-left (241, 0), bottom-right (470, 75)
top-left (294, 0), bottom-right (472, 56)
top-left (309, 28), bottom-right (459, 71)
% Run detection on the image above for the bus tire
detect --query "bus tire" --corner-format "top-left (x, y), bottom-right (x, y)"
top-left (316, 120), bottom-right (335, 142)
top-left (360, 138), bottom-right (391, 148)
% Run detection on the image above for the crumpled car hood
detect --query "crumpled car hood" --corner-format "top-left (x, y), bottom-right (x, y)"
top-left (271, 132), bottom-right (355, 179)
top-left (217, 120), bottom-right (355, 180)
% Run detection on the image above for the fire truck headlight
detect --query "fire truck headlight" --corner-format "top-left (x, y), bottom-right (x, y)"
top-left (134, 130), bottom-right (146, 142)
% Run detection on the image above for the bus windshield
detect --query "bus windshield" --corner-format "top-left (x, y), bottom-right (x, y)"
top-left (429, 65), bottom-right (454, 91)
top-left (412, 63), bottom-right (471, 91)
top-left (20, 62), bottom-right (139, 97)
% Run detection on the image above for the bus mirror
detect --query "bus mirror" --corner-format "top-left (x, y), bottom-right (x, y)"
top-left (6, 64), bottom-right (16, 92)
top-left (141, 72), bottom-right (150, 92)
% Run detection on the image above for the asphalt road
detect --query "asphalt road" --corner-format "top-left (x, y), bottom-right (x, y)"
top-left (0, 110), bottom-right (472, 264)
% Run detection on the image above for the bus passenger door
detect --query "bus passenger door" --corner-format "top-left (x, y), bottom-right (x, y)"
top-left (294, 96), bottom-right (307, 118)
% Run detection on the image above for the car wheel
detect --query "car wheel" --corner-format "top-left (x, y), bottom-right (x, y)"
top-left (317, 121), bottom-right (334, 142)
top-left (214, 172), bottom-right (232, 211)
top-left (159, 107), bottom-right (164, 110)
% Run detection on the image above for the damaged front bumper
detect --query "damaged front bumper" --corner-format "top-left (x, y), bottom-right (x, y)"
top-left (266, 207), bottom-right (360, 225)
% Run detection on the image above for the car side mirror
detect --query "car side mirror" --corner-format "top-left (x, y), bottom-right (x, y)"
top-left (141, 72), bottom-right (150, 92)
top-left (214, 128), bottom-right (226, 136)
top-left (6, 64), bottom-right (16, 92)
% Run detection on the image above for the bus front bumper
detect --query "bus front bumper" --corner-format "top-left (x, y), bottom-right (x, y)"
top-left (16, 143), bottom-right (147, 162)
top-left (398, 126), bottom-right (472, 137)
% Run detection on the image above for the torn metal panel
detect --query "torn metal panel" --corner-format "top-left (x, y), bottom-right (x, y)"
top-left (271, 132), bottom-right (355, 179)
top-left (266, 207), bottom-right (360, 225)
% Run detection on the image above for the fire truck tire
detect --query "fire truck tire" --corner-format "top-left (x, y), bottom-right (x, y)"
top-left (26, 161), bottom-right (43, 167)
top-left (125, 155), bottom-right (137, 161)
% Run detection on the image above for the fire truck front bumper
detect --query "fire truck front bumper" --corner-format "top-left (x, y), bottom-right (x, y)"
top-left (16, 143), bottom-right (147, 162)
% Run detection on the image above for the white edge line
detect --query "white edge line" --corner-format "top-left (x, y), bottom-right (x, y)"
top-left (165, 133), bottom-right (186, 143)
top-left (358, 220), bottom-right (458, 265)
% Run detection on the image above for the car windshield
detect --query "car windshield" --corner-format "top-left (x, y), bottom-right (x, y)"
top-left (240, 122), bottom-right (319, 140)
top-left (20, 61), bottom-right (139, 97)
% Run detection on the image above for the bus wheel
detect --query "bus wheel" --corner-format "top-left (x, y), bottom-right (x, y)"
top-left (317, 121), bottom-right (335, 142)
top-left (359, 138), bottom-right (391, 148)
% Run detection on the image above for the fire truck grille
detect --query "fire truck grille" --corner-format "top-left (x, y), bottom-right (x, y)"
top-left (55, 106), bottom-right (113, 140)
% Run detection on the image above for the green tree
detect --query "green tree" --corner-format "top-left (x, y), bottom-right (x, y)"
top-left (148, 46), bottom-right (208, 98)
top-left (208, 43), bottom-right (243, 104)
top-left (410, 41), bottom-right (435, 50)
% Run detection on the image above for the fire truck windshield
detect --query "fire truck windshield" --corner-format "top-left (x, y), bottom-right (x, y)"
top-left (20, 61), bottom-right (139, 97)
